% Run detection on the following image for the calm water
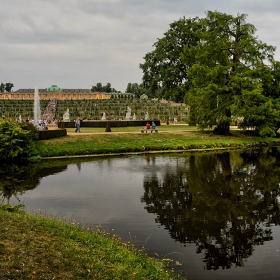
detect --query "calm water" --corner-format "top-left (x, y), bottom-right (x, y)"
top-left (1, 148), bottom-right (280, 280)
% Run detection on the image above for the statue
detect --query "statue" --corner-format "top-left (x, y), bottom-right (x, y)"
top-left (102, 111), bottom-right (106, 120)
top-left (126, 106), bottom-right (132, 120)
top-left (145, 111), bottom-right (149, 120)
top-left (63, 108), bottom-right (70, 122)
top-left (133, 113), bottom-right (136, 120)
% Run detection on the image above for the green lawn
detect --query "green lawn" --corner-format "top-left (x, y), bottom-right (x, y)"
top-left (37, 125), bottom-right (280, 158)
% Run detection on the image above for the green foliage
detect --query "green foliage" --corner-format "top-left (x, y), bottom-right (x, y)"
top-left (0, 82), bottom-right (14, 93)
top-left (141, 10), bottom-right (280, 136)
top-left (125, 82), bottom-right (147, 98)
top-left (140, 16), bottom-right (203, 102)
top-left (4, 82), bottom-right (14, 92)
top-left (184, 11), bottom-right (276, 135)
top-left (0, 82), bottom-right (5, 93)
top-left (0, 119), bottom-right (39, 162)
top-left (91, 82), bottom-right (120, 93)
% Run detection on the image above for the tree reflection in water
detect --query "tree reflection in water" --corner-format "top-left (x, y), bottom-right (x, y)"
top-left (0, 163), bottom-right (67, 203)
top-left (142, 147), bottom-right (280, 270)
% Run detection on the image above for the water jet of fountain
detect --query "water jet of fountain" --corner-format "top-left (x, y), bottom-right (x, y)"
top-left (33, 86), bottom-right (41, 126)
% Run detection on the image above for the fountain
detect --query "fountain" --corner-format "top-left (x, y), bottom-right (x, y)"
top-left (33, 86), bottom-right (41, 126)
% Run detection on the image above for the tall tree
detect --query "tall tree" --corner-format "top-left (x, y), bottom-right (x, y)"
top-left (91, 82), bottom-right (103, 92)
top-left (104, 82), bottom-right (111, 93)
top-left (140, 17), bottom-right (203, 102)
top-left (0, 83), bottom-right (5, 93)
top-left (125, 83), bottom-right (146, 98)
top-left (184, 11), bottom-right (276, 135)
top-left (4, 83), bottom-right (14, 92)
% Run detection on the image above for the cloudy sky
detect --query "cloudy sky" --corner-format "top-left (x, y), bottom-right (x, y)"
top-left (1, 0), bottom-right (279, 92)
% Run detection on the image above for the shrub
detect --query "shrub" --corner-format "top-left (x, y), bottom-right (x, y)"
top-left (0, 119), bottom-right (39, 162)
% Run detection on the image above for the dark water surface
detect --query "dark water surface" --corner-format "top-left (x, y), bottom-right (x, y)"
top-left (2, 148), bottom-right (280, 279)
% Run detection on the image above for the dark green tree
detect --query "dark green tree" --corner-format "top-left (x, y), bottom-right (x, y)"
top-left (4, 83), bottom-right (14, 92)
top-left (0, 83), bottom-right (5, 93)
top-left (125, 83), bottom-right (146, 98)
top-left (233, 61), bottom-right (280, 136)
top-left (140, 17), bottom-right (203, 102)
top-left (104, 82), bottom-right (111, 93)
top-left (91, 82), bottom-right (103, 92)
top-left (183, 11), bottom-right (276, 135)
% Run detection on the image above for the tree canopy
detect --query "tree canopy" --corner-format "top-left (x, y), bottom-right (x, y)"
top-left (0, 82), bottom-right (14, 93)
top-left (140, 11), bottom-right (280, 136)
top-left (125, 83), bottom-right (146, 98)
top-left (91, 82), bottom-right (120, 93)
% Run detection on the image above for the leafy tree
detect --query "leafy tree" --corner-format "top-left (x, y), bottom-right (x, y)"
top-left (234, 61), bottom-right (280, 137)
top-left (104, 82), bottom-right (111, 93)
top-left (141, 11), bottom-right (279, 136)
top-left (91, 82), bottom-right (103, 92)
top-left (4, 83), bottom-right (14, 92)
top-left (0, 83), bottom-right (5, 93)
top-left (140, 17), bottom-right (203, 102)
top-left (183, 11), bottom-right (276, 135)
top-left (91, 82), bottom-right (120, 93)
top-left (125, 83), bottom-right (146, 98)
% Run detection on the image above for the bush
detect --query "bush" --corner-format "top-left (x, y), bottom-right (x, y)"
top-left (0, 119), bottom-right (39, 162)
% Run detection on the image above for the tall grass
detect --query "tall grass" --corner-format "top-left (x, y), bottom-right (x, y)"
top-left (0, 205), bottom-right (183, 279)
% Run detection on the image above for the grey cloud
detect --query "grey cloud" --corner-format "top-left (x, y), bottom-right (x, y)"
top-left (0, 0), bottom-right (280, 91)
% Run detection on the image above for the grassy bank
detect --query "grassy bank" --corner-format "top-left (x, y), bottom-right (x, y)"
top-left (36, 125), bottom-right (280, 158)
top-left (0, 205), bottom-right (182, 280)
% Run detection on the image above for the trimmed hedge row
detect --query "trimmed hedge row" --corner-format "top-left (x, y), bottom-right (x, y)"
top-left (39, 129), bottom-right (67, 140)
top-left (58, 120), bottom-right (161, 128)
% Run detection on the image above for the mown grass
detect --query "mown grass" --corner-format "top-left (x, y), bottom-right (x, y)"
top-left (36, 125), bottom-right (280, 158)
top-left (0, 205), bottom-right (183, 280)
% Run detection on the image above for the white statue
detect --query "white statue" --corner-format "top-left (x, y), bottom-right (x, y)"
top-left (133, 113), bottom-right (136, 120)
top-left (63, 108), bottom-right (70, 122)
top-left (102, 111), bottom-right (106, 120)
top-left (126, 106), bottom-right (132, 120)
top-left (145, 111), bottom-right (149, 120)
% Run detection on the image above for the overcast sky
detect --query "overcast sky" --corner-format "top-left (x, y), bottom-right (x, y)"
top-left (1, 0), bottom-right (279, 92)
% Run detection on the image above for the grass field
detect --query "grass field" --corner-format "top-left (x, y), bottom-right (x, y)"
top-left (37, 125), bottom-right (280, 158)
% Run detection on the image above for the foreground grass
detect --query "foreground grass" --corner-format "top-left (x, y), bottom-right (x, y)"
top-left (0, 205), bottom-right (182, 280)
top-left (36, 125), bottom-right (280, 158)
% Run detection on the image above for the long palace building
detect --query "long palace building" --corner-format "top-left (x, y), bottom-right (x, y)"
top-left (0, 85), bottom-right (134, 100)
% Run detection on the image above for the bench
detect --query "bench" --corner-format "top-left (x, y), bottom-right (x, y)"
top-left (140, 128), bottom-right (158, 133)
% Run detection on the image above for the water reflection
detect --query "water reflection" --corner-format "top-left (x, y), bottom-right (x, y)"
top-left (0, 162), bottom-right (67, 203)
top-left (142, 148), bottom-right (280, 270)
top-left (1, 149), bottom-right (280, 277)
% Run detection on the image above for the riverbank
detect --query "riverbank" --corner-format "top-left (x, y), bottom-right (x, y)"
top-left (36, 125), bottom-right (280, 158)
top-left (0, 204), bottom-right (182, 280)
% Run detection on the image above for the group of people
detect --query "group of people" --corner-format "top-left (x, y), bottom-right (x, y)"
top-left (145, 121), bottom-right (157, 132)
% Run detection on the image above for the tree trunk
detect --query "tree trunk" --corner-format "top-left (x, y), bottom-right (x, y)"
top-left (213, 109), bottom-right (231, 135)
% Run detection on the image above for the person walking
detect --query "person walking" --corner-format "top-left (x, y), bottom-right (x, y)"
top-left (75, 117), bottom-right (81, 133)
